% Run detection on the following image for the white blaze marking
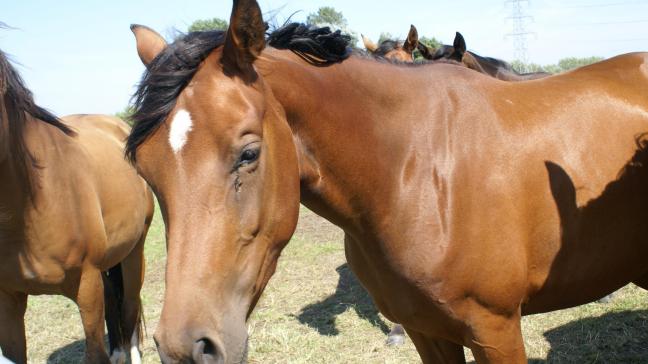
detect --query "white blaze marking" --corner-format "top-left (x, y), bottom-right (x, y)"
top-left (169, 109), bottom-right (193, 153)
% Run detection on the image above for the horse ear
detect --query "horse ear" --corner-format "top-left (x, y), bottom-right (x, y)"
top-left (403, 25), bottom-right (419, 53)
top-left (453, 32), bottom-right (467, 55)
top-left (131, 24), bottom-right (167, 67)
top-left (362, 34), bottom-right (378, 53)
top-left (221, 0), bottom-right (267, 83)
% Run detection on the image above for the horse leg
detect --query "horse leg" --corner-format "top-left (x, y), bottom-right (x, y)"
top-left (404, 328), bottom-right (466, 364)
top-left (77, 266), bottom-right (111, 364)
top-left (0, 290), bottom-right (27, 364)
top-left (467, 311), bottom-right (526, 364)
top-left (120, 235), bottom-right (146, 364)
top-left (386, 324), bottom-right (406, 346)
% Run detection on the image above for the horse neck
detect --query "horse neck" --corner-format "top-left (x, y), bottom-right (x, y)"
top-left (465, 52), bottom-right (498, 77)
top-left (467, 52), bottom-right (524, 81)
top-left (258, 50), bottom-right (438, 232)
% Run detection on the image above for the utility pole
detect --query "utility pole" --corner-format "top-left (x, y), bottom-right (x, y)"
top-left (505, 0), bottom-right (534, 71)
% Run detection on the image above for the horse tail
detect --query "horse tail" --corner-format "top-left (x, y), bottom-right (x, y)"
top-left (103, 263), bottom-right (126, 356)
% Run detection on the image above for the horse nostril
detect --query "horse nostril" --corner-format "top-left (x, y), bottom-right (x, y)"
top-left (193, 338), bottom-right (224, 364)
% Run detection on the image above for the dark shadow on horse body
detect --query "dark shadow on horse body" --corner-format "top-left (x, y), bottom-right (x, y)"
top-left (524, 138), bottom-right (648, 314)
top-left (296, 263), bottom-right (391, 336)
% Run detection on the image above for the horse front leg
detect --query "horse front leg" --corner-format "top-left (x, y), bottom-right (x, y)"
top-left (467, 309), bottom-right (527, 364)
top-left (120, 235), bottom-right (147, 364)
top-left (76, 266), bottom-right (111, 364)
top-left (0, 289), bottom-right (27, 364)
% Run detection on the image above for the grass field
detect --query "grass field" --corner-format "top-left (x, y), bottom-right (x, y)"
top-left (22, 206), bottom-right (648, 363)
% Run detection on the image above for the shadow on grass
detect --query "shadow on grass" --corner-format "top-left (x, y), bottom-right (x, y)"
top-left (541, 310), bottom-right (648, 363)
top-left (47, 339), bottom-right (84, 363)
top-left (470, 310), bottom-right (648, 364)
top-left (296, 263), bottom-right (391, 336)
top-left (469, 310), bottom-right (648, 363)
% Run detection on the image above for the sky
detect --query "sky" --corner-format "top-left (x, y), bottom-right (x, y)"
top-left (2, 0), bottom-right (648, 116)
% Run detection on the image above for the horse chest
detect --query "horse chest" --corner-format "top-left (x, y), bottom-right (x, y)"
top-left (0, 250), bottom-right (68, 294)
top-left (0, 229), bottom-right (88, 292)
top-left (343, 232), bottom-right (453, 325)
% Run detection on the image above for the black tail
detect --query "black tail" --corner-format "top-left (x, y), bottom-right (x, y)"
top-left (103, 264), bottom-right (126, 354)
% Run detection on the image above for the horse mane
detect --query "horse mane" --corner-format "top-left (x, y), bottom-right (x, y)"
top-left (266, 23), bottom-right (351, 65)
top-left (126, 23), bottom-right (352, 161)
top-left (0, 48), bottom-right (72, 199)
top-left (353, 44), bottom-right (462, 67)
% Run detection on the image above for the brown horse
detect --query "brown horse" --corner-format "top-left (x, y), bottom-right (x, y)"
top-left (0, 49), bottom-right (153, 364)
top-left (128, 1), bottom-right (648, 362)
top-left (423, 32), bottom-right (551, 81)
top-left (362, 25), bottom-right (419, 62)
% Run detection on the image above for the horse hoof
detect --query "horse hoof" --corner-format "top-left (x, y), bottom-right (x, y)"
top-left (109, 349), bottom-right (126, 364)
top-left (386, 334), bottom-right (406, 346)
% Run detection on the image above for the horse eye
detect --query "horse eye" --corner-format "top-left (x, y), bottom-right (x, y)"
top-left (238, 148), bottom-right (260, 166)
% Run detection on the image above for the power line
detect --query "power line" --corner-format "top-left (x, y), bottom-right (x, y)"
top-left (557, 19), bottom-right (648, 26)
top-left (559, 1), bottom-right (647, 9)
top-left (568, 37), bottom-right (648, 41)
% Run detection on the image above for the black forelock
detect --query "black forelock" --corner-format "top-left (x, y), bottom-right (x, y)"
top-left (126, 30), bottom-right (227, 162)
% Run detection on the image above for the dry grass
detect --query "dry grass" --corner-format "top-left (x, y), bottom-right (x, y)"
top-left (22, 206), bottom-right (648, 363)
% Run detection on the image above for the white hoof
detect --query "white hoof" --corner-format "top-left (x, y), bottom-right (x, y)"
top-left (130, 344), bottom-right (142, 364)
top-left (386, 334), bottom-right (406, 346)
top-left (109, 349), bottom-right (126, 364)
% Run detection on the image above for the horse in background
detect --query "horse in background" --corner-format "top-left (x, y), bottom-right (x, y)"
top-left (0, 49), bottom-right (154, 364)
top-left (362, 25), bottom-right (419, 62)
top-left (422, 32), bottom-right (551, 80)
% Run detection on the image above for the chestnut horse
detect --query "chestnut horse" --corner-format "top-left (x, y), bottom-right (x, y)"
top-left (423, 32), bottom-right (551, 81)
top-left (128, 1), bottom-right (648, 362)
top-left (362, 25), bottom-right (419, 62)
top-left (0, 49), bottom-right (153, 364)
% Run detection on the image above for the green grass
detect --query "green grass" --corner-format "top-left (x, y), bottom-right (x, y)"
top-left (22, 206), bottom-right (648, 363)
